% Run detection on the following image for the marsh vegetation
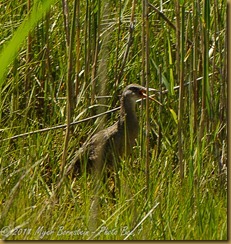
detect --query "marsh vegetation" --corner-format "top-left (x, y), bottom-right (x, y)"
top-left (0, 0), bottom-right (227, 240)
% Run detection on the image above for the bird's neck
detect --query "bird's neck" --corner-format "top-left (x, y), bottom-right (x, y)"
top-left (117, 96), bottom-right (139, 154)
top-left (119, 97), bottom-right (138, 127)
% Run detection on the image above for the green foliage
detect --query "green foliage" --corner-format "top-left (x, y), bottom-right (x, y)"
top-left (0, 0), bottom-right (57, 85)
top-left (0, 0), bottom-right (227, 240)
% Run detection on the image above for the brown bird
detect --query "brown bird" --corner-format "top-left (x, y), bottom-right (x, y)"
top-left (68, 84), bottom-right (155, 178)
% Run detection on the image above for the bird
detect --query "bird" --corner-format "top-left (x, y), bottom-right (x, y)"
top-left (67, 83), bottom-right (155, 178)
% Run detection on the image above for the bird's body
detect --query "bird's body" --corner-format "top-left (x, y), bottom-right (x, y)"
top-left (69, 84), bottom-right (153, 177)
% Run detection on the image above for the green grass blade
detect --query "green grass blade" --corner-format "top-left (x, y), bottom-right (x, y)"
top-left (0, 0), bottom-right (56, 86)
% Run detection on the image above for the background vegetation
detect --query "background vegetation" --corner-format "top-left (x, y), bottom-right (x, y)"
top-left (0, 0), bottom-right (227, 240)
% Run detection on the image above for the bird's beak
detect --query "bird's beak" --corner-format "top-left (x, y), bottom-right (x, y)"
top-left (140, 88), bottom-right (156, 101)
top-left (140, 88), bottom-right (162, 105)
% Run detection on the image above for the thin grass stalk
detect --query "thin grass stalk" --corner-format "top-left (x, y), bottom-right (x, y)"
top-left (40, 12), bottom-right (52, 121)
top-left (95, 2), bottom-right (110, 130)
top-left (25, 0), bottom-right (32, 94)
top-left (45, 11), bottom-right (54, 119)
top-left (179, 4), bottom-right (185, 179)
top-left (62, 0), bottom-right (70, 48)
top-left (157, 64), bottom-right (162, 157)
top-left (175, 0), bottom-right (184, 180)
top-left (148, 2), bottom-right (176, 32)
top-left (141, 0), bottom-right (145, 189)
top-left (217, 2), bottom-right (227, 174)
top-left (212, 1), bottom-right (218, 120)
top-left (75, 0), bottom-right (80, 100)
top-left (203, 0), bottom-right (211, 119)
top-left (200, 0), bottom-right (209, 124)
top-left (223, 1), bottom-right (228, 117)
top-left (220, 1), bottom-right (228, 149)
top-left (217, 2), bottom-right (227, 162)
top-left (38, 20), bottom-right (45, 119)
top-left (11, 59), bottom-right (19, 116)
top-left (2, 106), bottom-right (121, 142)
top-left (140, 2), bottom-right (145, 162)
top-left (85, 0), bottom-right (91, 107)
top-left (188, 11), bottom-right (194, 188)
top-left (220, 2), bottom-right (227, 125)
top-left (197, 0), bottom-right (210, 176)
top-left (145, 9), bottom-right (150, 198)
top-left (114, 0), bottom-right (122, 87)
top-left (211, 0), bottom-right (220, 169)
top-left (142, 0), bottom-right (150, 195)
top-left (116, 0), bottom-right (136, 86)
top-left (61, 0), bottom-right (77, 177)
top-left (45, 12), bottom-right (52, 84)
top-left (192, 0), bottom-right (200, 134)
top-left (167, 36), bottom-right (175, 95)
top-left (91, 0), bottom-right (101, 105)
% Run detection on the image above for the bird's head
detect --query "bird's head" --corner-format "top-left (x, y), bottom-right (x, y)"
top-left (122, 84), bottom-right (155, 102)
top-left (119, 83), bottom-right (158, 122)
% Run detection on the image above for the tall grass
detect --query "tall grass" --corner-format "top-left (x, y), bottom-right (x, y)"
top-left (0, 0), bottom-right (227, 240)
